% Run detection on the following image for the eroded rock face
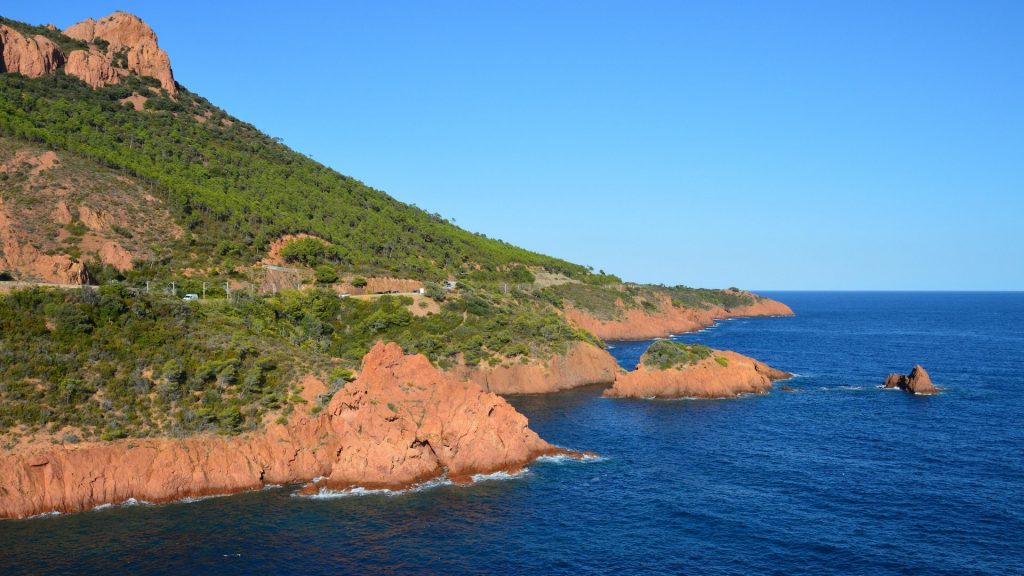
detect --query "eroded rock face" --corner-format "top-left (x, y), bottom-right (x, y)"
top-left (474, 342), bottom-right (619, 395)
top-left (604, 349), bottom-right (791, 399)
top-left (64, 12), bottom-right (175, 93)
top-left (0, 342), bottom-right (570, 519)
top-left (0, 25), bottom-right (64, 77)
top-left (0, 197), bottom-right (90, 284)
top-left (883, 365), bottom-right (938, 395)
top-left (452, 341), bottom-right (619, 395)
top-left (564, 293), bottom-right (795, 341)
top-left (64, 48), bottom-right (120, 88)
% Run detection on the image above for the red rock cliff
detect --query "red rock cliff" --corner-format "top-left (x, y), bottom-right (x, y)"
top-left (64, 11), bottom-right (176, 93)
top-left (0, 25), bottom-right (64, 77)
top-left (0, 342), bottom-right (570, 519)
top-left (605, 349), bottom-right (791, 399)
top-left (565, 293), bottom-right (794, 341)
top-left (452, 341), bottom-right (619, 395)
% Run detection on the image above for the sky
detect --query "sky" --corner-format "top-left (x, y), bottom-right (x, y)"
top-left (4, 1), bottom-right (1023, 290)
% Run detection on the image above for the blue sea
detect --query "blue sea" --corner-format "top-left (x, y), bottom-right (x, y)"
top-left (2, 292), bottom-right (1023, 575)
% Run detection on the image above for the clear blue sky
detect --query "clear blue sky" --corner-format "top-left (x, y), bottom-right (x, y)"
top-left (6, 1), bottom-right (1023, 289)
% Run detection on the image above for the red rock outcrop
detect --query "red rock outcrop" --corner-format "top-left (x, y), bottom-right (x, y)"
top-left (0, 342), bottom-right (572, 519)
top-left (604, 349), bottom-right (791, 399)
top-left (64, 48), bottom-right (120, 88)
top-left (64, 12), bottom-right (175, 94)
top-left (0, 25), bottom-right (64, 77)
top-left (452, 341), bottom-right (619, 395)
top-left (883, 365), bottom-right (938, 395)
top-left (0, 197), bottom-right (90, 284)
top-left (564, 293), bottom-right (794, 341)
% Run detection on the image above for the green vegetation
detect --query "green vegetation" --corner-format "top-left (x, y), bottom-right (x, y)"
top-left (0, 71), bottom-right (589, 280)
top-left (714, 356), bottom-right (729, 367)
top-left (423, 282), bottom-right (446, 302)
top-left (0, 17), bottom-right (767, 446)
top-left (314, 265), bottom-right (338, 284)
top-left (655, 285), bottom-right (757, 310)
top-left (642, 341), bottom-right (714, 370)
top-left (0, 286), bottom-right (596, 442)
top-left (0, 286), bottom-right (313, 441)
top-left (280, 237), bottom-right (344, 267)
top-left (540, 281), bottom-right (758, 320)
top-left (542, 283), bottom-right (633, 320)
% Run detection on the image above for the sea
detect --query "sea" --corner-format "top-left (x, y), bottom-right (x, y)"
top-left (1, 292), bottom-right (1022, 575)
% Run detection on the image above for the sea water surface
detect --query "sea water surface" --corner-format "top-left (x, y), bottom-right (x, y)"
top-left (2, 292), bottom-right (1023, 575)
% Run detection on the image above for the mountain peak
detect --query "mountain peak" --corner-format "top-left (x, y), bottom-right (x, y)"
top-left (0, 12), bottom-right (175, 94)
top-left (64, 11), bottom-right (174, 94)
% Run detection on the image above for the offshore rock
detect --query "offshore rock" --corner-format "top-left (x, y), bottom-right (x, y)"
top-left (883, 365), bottom-right (939, 395)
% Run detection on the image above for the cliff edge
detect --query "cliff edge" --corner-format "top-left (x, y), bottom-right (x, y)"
top-left (0, 342), bottom-right (571, 519)
top-left (564, 292), bottom-right (794, 341)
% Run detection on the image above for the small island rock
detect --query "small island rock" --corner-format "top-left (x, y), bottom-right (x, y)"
top-left (604, 341), bottom-right (791, 399)
top-left (883, 365), bottom-right (939, 395)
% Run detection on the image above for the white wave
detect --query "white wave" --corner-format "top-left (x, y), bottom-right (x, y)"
top-left (302, 476), bottom-right (455, 499)
top-left (471, 469), bottom-right (530, 482)
top-left (536, 452), bottom-right (606, 464)
top-left (27, 510), bottom-right (62, 519)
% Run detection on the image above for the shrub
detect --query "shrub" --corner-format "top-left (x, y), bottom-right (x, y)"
top-left (424, 282), bottom-right (446, 302)
top-left (715, 356), bottom-right (729, 367)
top-left (281, 238), bottom-right (344, 266)
top-left (642, 341), bottom-right (713, 370)
top-left (315, 264), bottom-right (338, 284)
top-left (351, 277), bottom-right (368, 288)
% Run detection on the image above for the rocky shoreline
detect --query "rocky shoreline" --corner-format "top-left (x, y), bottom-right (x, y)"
top-left (0, 343), bottom-right (579, 520)
top-left (563, 295), bottom-right (794, 341)
top-left (0, 297), bottom-right (793, 519)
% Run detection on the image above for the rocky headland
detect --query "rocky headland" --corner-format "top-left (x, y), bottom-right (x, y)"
top-left (604, 341), bottom-right (791, 399)
top-left (0, 342), bottom-right (575, 519)
top-left (564, 292), bottom-right (794, 341)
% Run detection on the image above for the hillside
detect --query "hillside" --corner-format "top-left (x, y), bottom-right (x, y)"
top-left (1, 12), bottom-right (586, 283)
top-left (0, 11), bottom-right (791, 446)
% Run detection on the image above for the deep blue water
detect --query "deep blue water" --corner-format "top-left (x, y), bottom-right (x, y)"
top-left (2, 292), bottom-right (1023, 575)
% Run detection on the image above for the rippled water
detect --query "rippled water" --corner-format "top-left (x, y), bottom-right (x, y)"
top-left (2, 292), bottom-right (1022, 575)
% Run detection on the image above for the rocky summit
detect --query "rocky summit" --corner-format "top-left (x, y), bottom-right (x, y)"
top-left (0, 11), bottom-right (174, 93)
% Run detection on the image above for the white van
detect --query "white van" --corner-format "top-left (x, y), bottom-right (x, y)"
top-left (182, 293), bottom-right (199, 302)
